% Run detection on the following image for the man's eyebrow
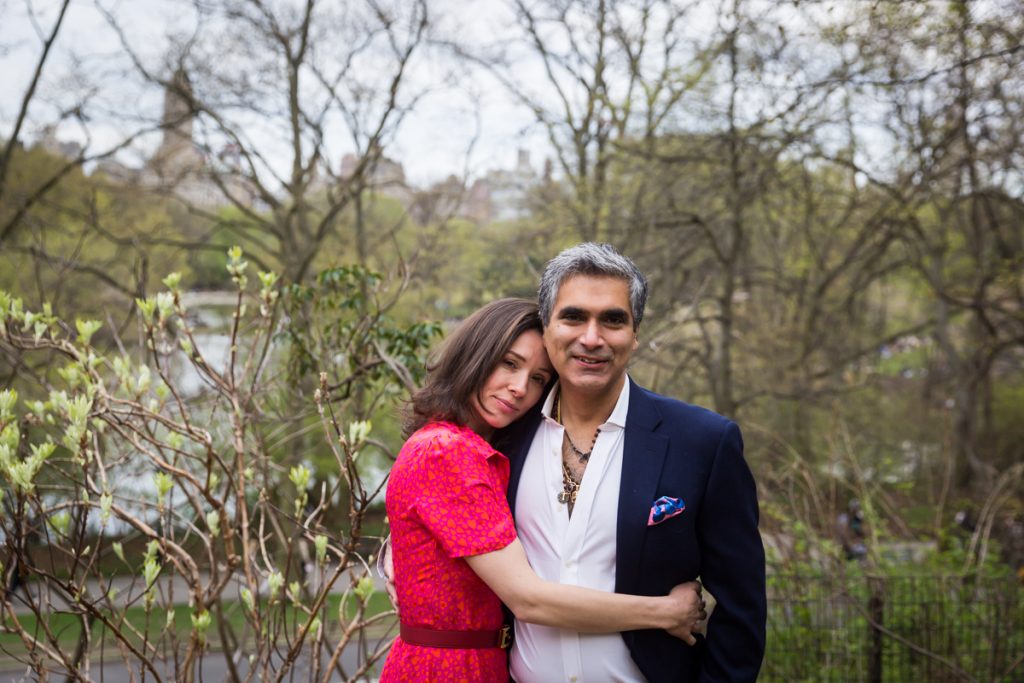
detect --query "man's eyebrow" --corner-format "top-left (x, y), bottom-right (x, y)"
top-left (556, 306), bottom-right (587, 318)
top-left (556, 306), bottom-right (632, 322)
top-left (600, 308), bottom-right (631, 322)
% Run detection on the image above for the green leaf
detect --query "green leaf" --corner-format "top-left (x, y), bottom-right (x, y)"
top-left (354, 575), bottom-right (374, 603)
top-left (75, 319), bottom-right (102, 345)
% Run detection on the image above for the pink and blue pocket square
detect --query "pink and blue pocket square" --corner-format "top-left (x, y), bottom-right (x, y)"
top-left (648, 496), bottom-right (686, 526)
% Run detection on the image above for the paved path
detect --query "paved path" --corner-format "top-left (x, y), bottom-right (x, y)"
top-left (0, 645), bottom-right (391, 682)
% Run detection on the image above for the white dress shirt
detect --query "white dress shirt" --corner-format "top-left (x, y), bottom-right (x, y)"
top-left (510, 379), bottom-right (646, 683)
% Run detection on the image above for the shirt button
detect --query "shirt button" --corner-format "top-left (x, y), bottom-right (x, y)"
top-left (565, 560), bottom-right (573, 568)
top-left (569, 677), bottom-right (578, 682)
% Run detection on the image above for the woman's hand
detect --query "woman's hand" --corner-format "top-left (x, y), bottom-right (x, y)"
top-left (664, 581), bottom-right (707, 645)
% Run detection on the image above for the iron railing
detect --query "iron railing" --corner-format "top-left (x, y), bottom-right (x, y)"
top-left (762, 573), bottom-right (1024, 682)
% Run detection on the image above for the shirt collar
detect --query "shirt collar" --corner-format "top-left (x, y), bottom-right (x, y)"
top-left (540, 376), bottom-right (631, 429)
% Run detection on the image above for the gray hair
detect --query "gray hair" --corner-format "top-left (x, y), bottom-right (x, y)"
top-left (538, 242), bottom-right (649, 330)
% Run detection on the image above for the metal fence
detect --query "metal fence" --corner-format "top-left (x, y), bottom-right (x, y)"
top-left (762, 573), bottom-right (1024, 682)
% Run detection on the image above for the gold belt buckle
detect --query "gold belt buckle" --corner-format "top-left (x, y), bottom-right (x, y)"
top-left (498, 625), bottom-right (512, 649)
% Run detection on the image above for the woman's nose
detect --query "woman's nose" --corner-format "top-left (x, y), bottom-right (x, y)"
top-left (508, 372), bottom-right (528, 396)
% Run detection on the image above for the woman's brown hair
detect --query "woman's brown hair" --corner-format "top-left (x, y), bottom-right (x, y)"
top-left (404, 298), bottom-right (545, 437)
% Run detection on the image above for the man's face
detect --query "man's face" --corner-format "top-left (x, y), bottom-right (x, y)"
top-left (543, 274), bottom-right (639, 398)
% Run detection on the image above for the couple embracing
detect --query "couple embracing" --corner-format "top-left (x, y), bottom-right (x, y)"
top-left (381, 243), bottom-right (766, 682)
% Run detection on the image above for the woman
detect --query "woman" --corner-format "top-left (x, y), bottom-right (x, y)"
top-left (380, 299), bottom-right (703, 682)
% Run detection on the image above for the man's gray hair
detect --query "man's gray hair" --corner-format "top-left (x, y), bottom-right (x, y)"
top-left (538, 242), bottom-right (649, 330)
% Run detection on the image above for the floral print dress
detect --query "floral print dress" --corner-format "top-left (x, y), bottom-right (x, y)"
top-left (380, 422), bottom-right (517, 682)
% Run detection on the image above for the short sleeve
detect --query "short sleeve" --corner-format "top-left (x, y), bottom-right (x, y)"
top-left (412, 433), bottom-right (516, 559)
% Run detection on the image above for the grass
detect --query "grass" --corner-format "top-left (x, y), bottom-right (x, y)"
top-left (0, 591), bottom-right (395, 663)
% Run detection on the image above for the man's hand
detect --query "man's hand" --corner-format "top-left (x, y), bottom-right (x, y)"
top-left (377, 537), bottom-right (399, 616)
top-left (665, 580), bottom-right (707, 645)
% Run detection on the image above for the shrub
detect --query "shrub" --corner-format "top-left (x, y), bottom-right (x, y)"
top-left (0, 249), bottom-right (435, 680)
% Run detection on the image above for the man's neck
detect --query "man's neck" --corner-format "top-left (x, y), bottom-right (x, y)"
top-left (557, 376), bottom-right (626, 428)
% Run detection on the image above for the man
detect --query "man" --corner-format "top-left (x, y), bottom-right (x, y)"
top-left (499, 242), bottom-right (766, 682)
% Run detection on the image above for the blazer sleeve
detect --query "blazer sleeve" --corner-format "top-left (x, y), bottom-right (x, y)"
top-left (697, 421), bottom-right (766, 682)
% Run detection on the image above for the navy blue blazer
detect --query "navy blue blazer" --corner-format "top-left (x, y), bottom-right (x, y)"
top-left (500, 378), bottom-right (766, 683)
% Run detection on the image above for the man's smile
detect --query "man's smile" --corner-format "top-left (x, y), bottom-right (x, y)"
top-left (572, 353), bottom-right (610, 367)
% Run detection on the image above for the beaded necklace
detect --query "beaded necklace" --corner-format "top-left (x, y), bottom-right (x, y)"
top-left (555, 391), bottom-right (601, 513)
top-left (554, 391), bottom-right (601, 463)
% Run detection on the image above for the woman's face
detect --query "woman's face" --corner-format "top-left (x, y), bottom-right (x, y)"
top-left (469, 330), bottom-right (553, 438)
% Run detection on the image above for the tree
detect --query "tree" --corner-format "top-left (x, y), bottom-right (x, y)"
top-left (1, 0), bottom-right (173, 321)
top-left (2, 0), bottom-right (444, 331)
top-left (833, 0), bottom-right (1024, 492)
top-left (97, 0), bottom-right (432, 284)
top-left (463, 0), bottom-right (717, 243)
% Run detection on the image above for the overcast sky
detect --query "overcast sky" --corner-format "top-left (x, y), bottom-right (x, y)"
top-left (6, 0), bottom-right (966, 189)
top-left (1, 0), bottom-right (551, 186)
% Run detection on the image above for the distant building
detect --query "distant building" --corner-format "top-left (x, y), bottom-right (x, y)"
top-left (34, 125), bottom-right (83, 160)
top-left (31, 125), bottom-right (141, 187)
top-left (28, 78), bottom-right (544, 228)
top-left (410, 175), bottom-right (467, 225)
top-left (404, 148), bottom-right (544, 226)
top-left (137, 68), bottom-right (259, 209)
top-left (339, 145), bottom-right (413, 206)
top-left (463, 149), bottom-right (539, 223)
top-left (93, 157), bottom-right (139, 185)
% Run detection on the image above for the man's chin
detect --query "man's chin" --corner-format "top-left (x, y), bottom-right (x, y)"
top-left (560, 373), bottom-right (617, 394)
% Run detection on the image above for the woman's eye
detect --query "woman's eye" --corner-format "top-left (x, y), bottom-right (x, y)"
top-left (503, 358), bottom-right (516, 368)
top-left (531, 375), bottom-right (547, 385)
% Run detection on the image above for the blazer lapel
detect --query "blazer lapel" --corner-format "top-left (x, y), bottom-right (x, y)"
top-left (503, 407), bottom-right (543, 518)
top-left (616, 379), bottom-right (669, 593)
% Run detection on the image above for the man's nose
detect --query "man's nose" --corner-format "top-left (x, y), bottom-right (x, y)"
top-left (579, 320), bottom-right (602, 347)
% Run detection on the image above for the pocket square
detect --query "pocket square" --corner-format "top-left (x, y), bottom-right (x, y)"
top-left (648, 496), bottom-right (685, 526)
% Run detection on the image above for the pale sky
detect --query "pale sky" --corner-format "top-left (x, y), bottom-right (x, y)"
top-left (5, 0), bottom-right (970, 190)
top-left (1, 0), bottom-right (550, 187)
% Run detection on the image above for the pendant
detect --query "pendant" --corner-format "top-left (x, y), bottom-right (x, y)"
top-left (557, 491), bottom-right (571, 504)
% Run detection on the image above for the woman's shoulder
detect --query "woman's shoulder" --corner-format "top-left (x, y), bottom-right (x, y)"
top-left (403, 421), bottom-right (465, 449)
top-left (402, 422), bottom-right (490, 460)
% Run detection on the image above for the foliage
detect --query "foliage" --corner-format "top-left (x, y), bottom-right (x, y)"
top-left (0, 146), bottom-right (185, 322)
top-left (0, 250), bottom-right (435, 679)
top-left (764, 571), bottom-right (1024, 682)
top-left (282, 264), bottom-right (440, 391)
top-left (763, 508), bottom-right (1024, 681)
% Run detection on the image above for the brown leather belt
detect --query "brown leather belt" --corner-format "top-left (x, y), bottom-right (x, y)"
top-left (400, 623), bottom-right (511, 649)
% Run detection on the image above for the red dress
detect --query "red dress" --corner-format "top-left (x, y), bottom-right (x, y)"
top-left (380, 422), bottom-right (516, 682)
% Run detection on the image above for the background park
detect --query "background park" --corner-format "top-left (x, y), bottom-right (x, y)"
top-left (1, 0), bottom-right (1022, 680)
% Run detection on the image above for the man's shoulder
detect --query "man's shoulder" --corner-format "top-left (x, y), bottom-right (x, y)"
top-left (629, 380), bottom-right (736, 433)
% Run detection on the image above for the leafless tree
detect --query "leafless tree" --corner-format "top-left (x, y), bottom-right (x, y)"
top-left (93, 0), bottom-right (432, 284)
top-left (828, 0), bottom-right (1024, 492)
